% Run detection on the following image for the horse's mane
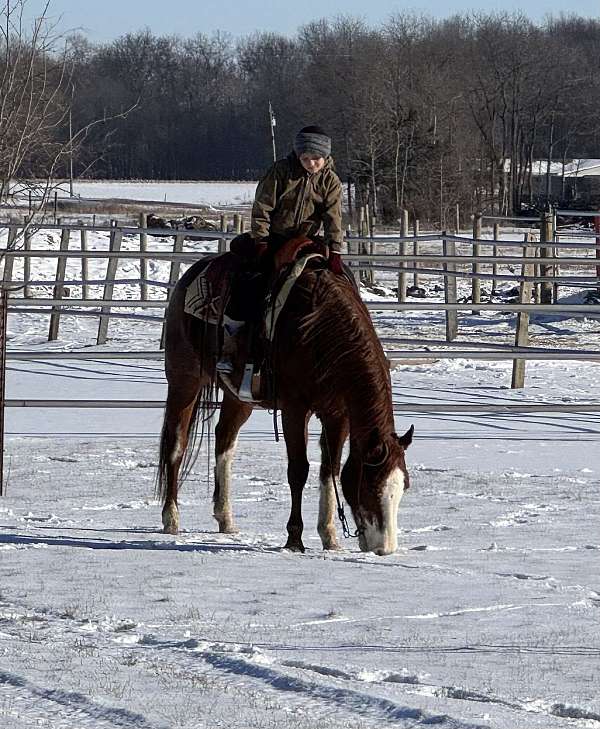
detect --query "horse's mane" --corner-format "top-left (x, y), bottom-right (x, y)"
top-left (291, 269), bottom-right (393, 429)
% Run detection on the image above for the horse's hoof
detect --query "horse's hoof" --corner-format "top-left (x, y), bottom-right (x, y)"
top-left (215, 518), bottom-right (238, 534)
top-left (323, 541), bottom-right (342, 551)
top-left (219, 524), bottom-right (239, 535)
top-left (163, 524), bottom-right (179, 535)
top-left (284, 540), bottom-right (305, 553)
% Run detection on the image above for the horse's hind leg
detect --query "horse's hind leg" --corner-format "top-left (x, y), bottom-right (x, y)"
top-left (159, 380), bottom-right (202, 535)
top-left (213, 394), bottom-right (253, 533)
top-left (318, 416), bottom-right (349, 550)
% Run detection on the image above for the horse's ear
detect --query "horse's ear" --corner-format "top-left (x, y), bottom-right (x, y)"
top-left (395, 425), bottom-right (414, 449)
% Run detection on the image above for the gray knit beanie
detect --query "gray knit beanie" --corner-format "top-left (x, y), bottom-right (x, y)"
top-left (293, 125), bottom-right (331, 158)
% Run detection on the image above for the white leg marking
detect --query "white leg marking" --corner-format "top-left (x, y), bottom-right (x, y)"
top-left (214, 439), bottom-right (238, 533)
top-left (318, 477), bottom-right (339, 549)
top-left (162, 501), bottom-right (179, 534)
top-left (359, 467), bottom-right (405, 555)
top-left (170, 423), bottom-right (184, 465)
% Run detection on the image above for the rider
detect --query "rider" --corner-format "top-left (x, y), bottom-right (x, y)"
top-left (217, 125), bottom-right (344, 374)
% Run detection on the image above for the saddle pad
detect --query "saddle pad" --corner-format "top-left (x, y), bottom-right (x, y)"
top-left (184, 257), bottom-right (231, 325)
top-left (264, 253), bottom-right (324, 341)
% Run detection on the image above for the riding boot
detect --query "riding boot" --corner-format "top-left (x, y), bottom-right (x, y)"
top-left (216, 315), bottom-right (245, 374)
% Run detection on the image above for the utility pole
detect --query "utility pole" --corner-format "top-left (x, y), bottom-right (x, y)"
top-left (69, 84), bottom-right (75, 197)
top-left (268, 101), bottom-right (277, 162)
top-left (68, 105), bottom-right (74, 197)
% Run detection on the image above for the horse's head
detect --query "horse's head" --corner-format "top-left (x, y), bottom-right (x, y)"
top-left (341, 425), bottom-right (414, 555)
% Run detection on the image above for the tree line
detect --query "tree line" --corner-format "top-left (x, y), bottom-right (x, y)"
top-left (4, 3), bottom-right (600, 224)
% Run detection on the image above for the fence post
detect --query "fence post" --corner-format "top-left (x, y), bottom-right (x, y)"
top-left (23, 217), bottom-right (32, 298)
top-left (539, 211), bottom-right (554, 304)
top-left (219, 214), bottom-right (227, 253)
top-left (511, 234), bottom-right (536, 389)
top-left (80, 223), bottom-right (89, 301)
top-left (397, 209), bottom-right (408, 303)
top-left (552, 209), bottom-right (559, 303)
top-left (455, 203), bottom-right (460, 233)
top-left (2, 220), bottom-right (17, 287)
top-left (0, 288), bottom-right (7, 496)
top-left (358, 206), bottom-right (370, 285)
top-left (443, 231), bottom-right (458, 341)
top-left (412, 217), bottom-right (420, 290)
top-left (595, 215), bottom-right (600, 292)
top-left (97, 221), bottom-right (123, 345)
top-left (368, 205), bottom-right (376, 286)
top-left (139, 212), bottom-right (148, 301)
top-left (48, 221), bottom-right (71, 341)
top-left (491, 222), bottom-right (500, 299)
top-left (472, 212), bottom-right (482, 313)
top-left (160, 231), bottom-right (186, 349)
top-left (347, 226), bottom-right (360, 287)
top-left (233, 213), bottom-right (242, 234)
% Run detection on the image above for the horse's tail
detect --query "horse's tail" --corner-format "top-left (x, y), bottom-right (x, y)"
top-left (156, 376), bottom-right (219, 503)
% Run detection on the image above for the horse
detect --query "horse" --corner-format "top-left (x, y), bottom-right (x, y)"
top-left (157, 248), bottom-right (413, 555)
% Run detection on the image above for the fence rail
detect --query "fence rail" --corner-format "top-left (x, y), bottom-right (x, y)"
top-left (2, 211), bottom-right (599, 388)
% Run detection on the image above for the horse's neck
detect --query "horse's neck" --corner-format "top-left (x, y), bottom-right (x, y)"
top-left (337, 315), bottom-right (395, 444)
top-left (345, 369), bottom-right (395, 446)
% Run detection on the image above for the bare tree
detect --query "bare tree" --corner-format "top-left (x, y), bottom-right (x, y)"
top-left (0, 1), bottom-right (77, 208)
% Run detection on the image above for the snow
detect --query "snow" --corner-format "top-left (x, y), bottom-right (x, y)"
top-left (1, 183), bottom-right (600, 728)
top-left (55, 180), bottom-right (258, 207)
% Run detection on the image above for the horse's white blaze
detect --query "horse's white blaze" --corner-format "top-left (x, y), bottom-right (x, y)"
top-left (359, 467), bottom-right (405, 555)
top-left (318, 477), bottom-right (339, 548)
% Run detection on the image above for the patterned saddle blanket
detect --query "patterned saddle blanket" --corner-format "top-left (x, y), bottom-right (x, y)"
top-left (184, 250), bottom-right (326, 334)
top-left (183, 252), bottom-right (240, 325)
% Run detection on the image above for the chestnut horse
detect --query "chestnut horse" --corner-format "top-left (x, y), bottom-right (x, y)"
top-left (157, 254), bottom-right (413, 555)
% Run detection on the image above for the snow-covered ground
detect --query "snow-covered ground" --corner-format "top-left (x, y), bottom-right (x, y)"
top-left (1, 184), bottom-right (600, 728)
top-left (56, 180), bottom-right (258, 208)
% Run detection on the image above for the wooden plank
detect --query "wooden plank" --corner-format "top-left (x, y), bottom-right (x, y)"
top-left (48, 224), bottom-right (71, 341)
top-left (539, 211), bottom-right (554, 304)
top-left (491, 222), bottom-right (500, 299)
top-left (139, 212), bottom-right (148, 301)
top-left (397, 209), bottom-right (408, 302)
top-left (511, 234), bottom-right (536, 389)
top-left (472, 212), bottom-right (482, 314)
top-left (443, 232), bottom-right (458, 341)
top-left (2, 222), bottom-right (18, 286)
top-left (80, 225), bottom-right (89, 301)
top-left (412, 218), bottom-right (420, 289)
top-left (218, 214), bottom-right (227, 254)
top-left (23, 222), bottom-right (33, 298)
top-left (96, 223), bottom-right (123, 345)
top-left (0, 289), bottom-right (7, 496)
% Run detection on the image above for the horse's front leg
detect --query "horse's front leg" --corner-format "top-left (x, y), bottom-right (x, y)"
top-left (213, 394), bottom-right (253, 533)
top-left (318, 416), bottom-right (349, 550)
top-left (282, 406), bottom-right (311, 552)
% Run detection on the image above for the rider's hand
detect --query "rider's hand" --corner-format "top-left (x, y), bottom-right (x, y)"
top-left (328, 249), bottom-right (343, 275)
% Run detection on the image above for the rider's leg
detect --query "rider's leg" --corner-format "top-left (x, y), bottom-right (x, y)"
top-left (216, 314), bottom-right (245, 374)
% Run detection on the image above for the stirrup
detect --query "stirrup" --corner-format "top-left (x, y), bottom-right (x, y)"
top-left (238, 363), bottom-right (256, 402)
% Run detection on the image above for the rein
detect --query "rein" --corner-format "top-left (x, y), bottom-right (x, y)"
top-left (323, 430), bottom-right (363, 539)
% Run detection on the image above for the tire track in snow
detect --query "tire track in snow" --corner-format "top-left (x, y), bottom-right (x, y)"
top-left (0, 670), bottom-right (166, 729)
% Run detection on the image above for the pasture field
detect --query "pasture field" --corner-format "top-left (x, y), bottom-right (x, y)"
top-left (1, 183), bottom-right (600, 728)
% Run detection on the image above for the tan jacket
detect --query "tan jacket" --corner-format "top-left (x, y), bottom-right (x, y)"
top-left (251, 153), bottom-right (343, 252)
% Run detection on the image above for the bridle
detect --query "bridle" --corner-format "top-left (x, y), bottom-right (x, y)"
top-left (363, 441), bottom-right (389, 468)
